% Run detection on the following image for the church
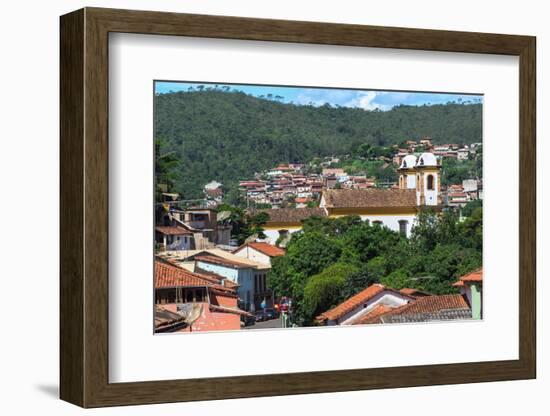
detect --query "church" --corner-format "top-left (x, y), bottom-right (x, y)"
top-left (258, 152), bottom-right (442, 243)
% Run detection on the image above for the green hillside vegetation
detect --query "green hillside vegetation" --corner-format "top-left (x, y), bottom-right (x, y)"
top-left (268, 203), bottom-right (482, 325)
top-left (154, 89), bottom-right (482, 201)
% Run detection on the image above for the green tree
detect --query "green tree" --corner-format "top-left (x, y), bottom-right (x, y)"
top-left (302, 262), bottom-right (358, 324)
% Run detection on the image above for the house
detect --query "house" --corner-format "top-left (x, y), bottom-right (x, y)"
top-left (315, 284), bottom-right (415, 326)
top-left (194, 255), bottom-right (268, 312)
top-left (446, 187), bottom-right (470, 206)
top-left (419, 138), bottom-right (433, 148)
top-left (457, 148), bottom-right (470, 161)
top-left (155, 226), bottom-right (193, 250)
top-left (233, 242), bottom-right (285, 266)
top-left (154, 259), bottom-right (249, 332)
top-left (204, 180), bottom-right (223, 190)
top-left (367, 294), bottom-right (472, 324)
top-left (320, 188), bottom-right (419, 237)
top-left (462, 179), bottom-right (479, 200)
top-left (204, 187), bottom-right (223, 207)
top-left (322, 168), bottom-right (346, 177)
top-left (165, 250), bottom-right (271, 312)
top-left (453, 268), bottom-right (483, 319)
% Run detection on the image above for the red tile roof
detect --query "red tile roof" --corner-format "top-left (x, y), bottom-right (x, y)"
top-left (154, 304), bottom-right (186, 329)
top-left (352, 304), bottom-right (394, 325)
top-left (251, 207), bottom-right (327, 224)
top-left (453, 268), bottom-right (483, 287)
top-left (238, 242), bottom-right (285, 257)
top-left (386, 294), bottom-right (469, 316)
top-left (155, 226), bottom-right (192, 235)
top-left (195, 255), bottom-right (251, 269)
top-left (458, 268), bottom-right (483, 282)
top-left (155, 260), bottom-right (232, 293)
top-left (317, 284), bottom-right (386, 322)
top-left (399, 288), bottom-right (432, 297)
top-left (322, 189), bottom-right (417, 209)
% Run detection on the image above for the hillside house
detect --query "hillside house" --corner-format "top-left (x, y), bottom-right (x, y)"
top-left (154, 259), bottom-right (249, 332)
top-left (453, 268), bottom-right (483, 319)
top-left (315, 284), bottom-right (415, 326)
top-left (232, 242), bottom-right (285, 266)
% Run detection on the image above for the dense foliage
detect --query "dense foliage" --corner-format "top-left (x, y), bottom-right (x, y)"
top-left (268, 206), bottom-right (482, 325)
top-left (154, 89), bottom-right (482, 200)
top-left (215, 203), bottom-right (269, 245)
top-left (440, 146), bottom-right (483, 186)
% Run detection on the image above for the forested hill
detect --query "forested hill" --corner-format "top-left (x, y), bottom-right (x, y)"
top-left (154, 90), bottom-right (482, 200)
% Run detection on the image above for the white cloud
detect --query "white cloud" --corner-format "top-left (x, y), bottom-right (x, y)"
top-left (346, 91), bottom-right (392, 111)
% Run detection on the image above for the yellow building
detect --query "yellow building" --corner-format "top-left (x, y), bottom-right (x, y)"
top-left (257, 152), bottom-right (442, 244)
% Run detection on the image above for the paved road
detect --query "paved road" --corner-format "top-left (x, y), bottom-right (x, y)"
top-left (243, 317), bottom-right (283, 330)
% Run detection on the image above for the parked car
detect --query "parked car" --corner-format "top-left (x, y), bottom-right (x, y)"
top-left (255, 311), bottom-right (268, 322)
top-left (241, 313), bottom-right (255, 327)
top-left (263, 308), bottom-right (280, 320)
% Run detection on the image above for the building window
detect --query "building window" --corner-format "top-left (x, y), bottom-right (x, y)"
top-left (398, 220), bottom-right (408, 236)
top-left (427, 174), bottom-right (435, 190)
top-left (372, 220), bottom-right (383, 226)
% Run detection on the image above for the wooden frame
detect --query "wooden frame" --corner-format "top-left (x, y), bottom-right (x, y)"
top-left (60, 7), bottom-right (536, 408)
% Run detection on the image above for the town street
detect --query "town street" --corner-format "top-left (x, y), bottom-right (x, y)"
top-left (244, 317), bottom-right (283, 330)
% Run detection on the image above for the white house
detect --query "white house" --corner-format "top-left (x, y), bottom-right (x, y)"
top-left (316, 284), bottom-right (415, 326)
top-left (233, 242), bottom-right (286, 266)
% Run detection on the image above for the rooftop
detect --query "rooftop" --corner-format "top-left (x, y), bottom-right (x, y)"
top-left (351, 304), bottom-right (394, 325)
top-left (235, 242), bottom-right (286, 258)
top-left (453, 268), bottom-right (483, 286)
top-left (385, 294), bottom-right (470, 316)
top-left (195, 255), bottom-right (253, 269)
top-left (317, 284), bottom-right (387, 322)
top-left (322, 189), bottom-right (417, 209)
top-left (252, 207), bottom-right (327, 224)
top-left (155, 226), bottom-right (192, 236)
top-left (155, 259), bottom-right (232, 293)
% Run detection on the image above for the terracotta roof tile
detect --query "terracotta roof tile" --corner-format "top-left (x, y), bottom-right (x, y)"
top-left (317, 284), bottom-right (386, 321)
top-left (322, 189), bottom-right (417, 209)
top-left (252, 207), bottom-right (327, 224)
top-left (385, 294), bottom-right (469, 316)
top-left (154, 304), bottom-right (186, 329)
top-left (155, 226), bottom-right (192, 235)
top-left (155, 260), bottom-right (232, 293)
top-left (352, 304), bottom-right (394, 325)
top-left (457, 268), bottom-right (483, 283)
top-left (195, 255), bottom-right (251, 269)
top-left (399, 288), bottom-right (432, 297)
top-left (244, 242), bottom-right (286, 257)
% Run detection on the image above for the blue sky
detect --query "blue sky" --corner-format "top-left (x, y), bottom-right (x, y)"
top-left (155, 81), bottom-right (482, 111)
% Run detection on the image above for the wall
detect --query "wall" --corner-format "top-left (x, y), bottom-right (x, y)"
top-left (358, 214), bottom-right (417, 237)
top-left (334, 291), bottom-right (411, 325)
top-left (0, 1), bottom-right (546, 415)
top-left (233, 247), bottom-right (272, 266)
top-left (196, 261), bottom-right (255, 309)
top-left (263, 227), bottom-right (302, 245)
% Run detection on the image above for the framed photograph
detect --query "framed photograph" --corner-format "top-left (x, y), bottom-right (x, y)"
top-left (60, 7), bottom-right (536, 408)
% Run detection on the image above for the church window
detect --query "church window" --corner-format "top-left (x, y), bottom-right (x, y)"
top-left (427, 174), bottom-right (435, 190)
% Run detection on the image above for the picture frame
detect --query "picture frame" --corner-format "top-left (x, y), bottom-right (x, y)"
top-left (60, 7), bottom-right (536, 408)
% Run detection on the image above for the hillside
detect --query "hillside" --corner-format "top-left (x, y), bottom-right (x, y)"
top-left (154, 90), bottom-right (482, 200)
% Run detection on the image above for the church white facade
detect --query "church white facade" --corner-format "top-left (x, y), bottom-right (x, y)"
top-left (259, 152), bottom-right (442, 243)
top-left (398, 152), bottom-right (441, 206)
